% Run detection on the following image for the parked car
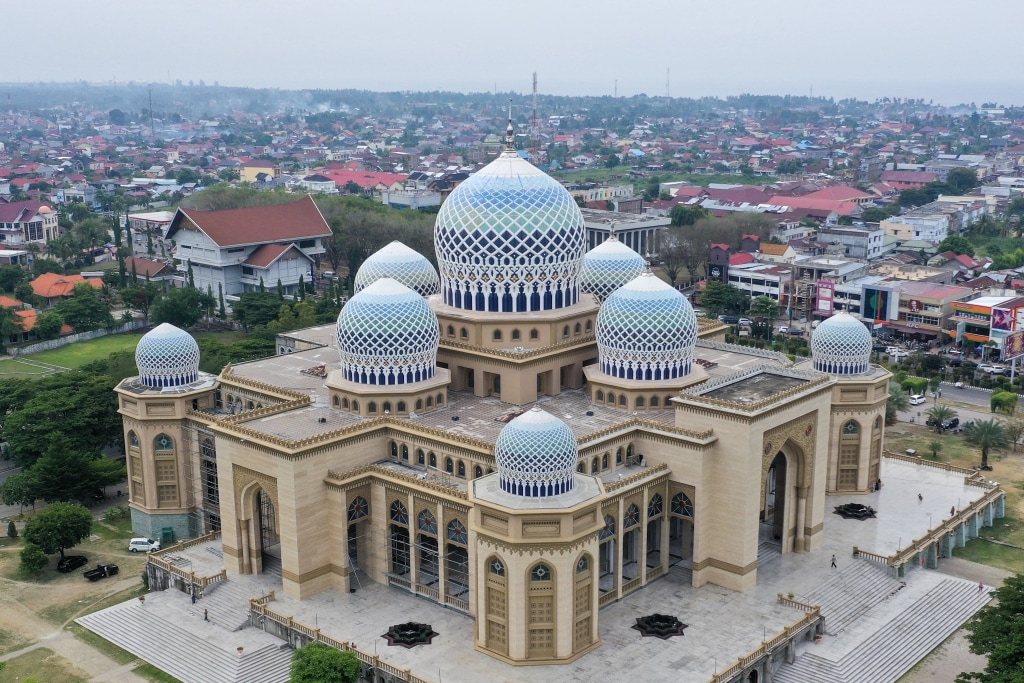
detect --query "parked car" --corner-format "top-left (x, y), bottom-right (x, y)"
top-left (909, 394), bottom-right (926, 406)
top-left (777, 326), bottom-right (789, 334)
top-left (788, 329), bottom-right (805, 337)
top-left (717, 315), bottom-right (739, 324)
top-left (872, 344), bottom-right (888, 352)
top-left (978, 364), bottom-right (1004, 375)
top-left (737, 318), bottom-right (753, 326)
top-left (128, 538), bottom-right (161, 553)
top-left (940, 417), bottom-right (960, 431)
top-left (57, 555), bottom-right (88, 573)
top-left (84, 563), bottom-right (120, 581)
top-left (888, 349), bottom-right (910, 360)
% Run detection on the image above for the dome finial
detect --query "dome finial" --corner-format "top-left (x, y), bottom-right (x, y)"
top-left (504, 98), bottom-right (516, 151)
top-left (608, 222), bottom-right (617, 240)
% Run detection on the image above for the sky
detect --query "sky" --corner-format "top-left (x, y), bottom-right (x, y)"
top-left (6, 0), bottom-right (1024, 106)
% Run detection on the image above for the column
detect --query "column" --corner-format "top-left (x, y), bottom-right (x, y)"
top-left (984, 503), bottom-right (994, 527)
top-left (926, 542), bottom-right (938, 569)
top-left (240, 518), bottom-right (251, 574)
top-left (437, 504), bottom-right (448, 605)
top-left (336, 488), bottom-right (350, 593)
top-left (660, 501), bottom-right (670, 576)
top-left (956, 522), bottom-right (967, 548)
top-left (996, 495), bottom-right (1006, 518)
top-left (407, 491), bottom-right (419, 588)
top-left (941, 533), bottom-right (953, 558)
top-left (794, 486), bottom-right (808, 553)
top-left (640, 488), bottom-right (649, 584)
top-left (616, 498), bottom-right (625, 597)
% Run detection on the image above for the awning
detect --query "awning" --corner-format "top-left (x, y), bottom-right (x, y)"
top-left (884, 322), bottom-right (939, 337)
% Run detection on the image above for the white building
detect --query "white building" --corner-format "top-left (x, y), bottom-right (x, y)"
top-left (165, 196), bottom-right (331, 297)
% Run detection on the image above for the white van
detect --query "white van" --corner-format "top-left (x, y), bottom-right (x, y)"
top-left (128, 538), bottom-right (161, 553)
top-left (909, 394), bottom-right (926, 406)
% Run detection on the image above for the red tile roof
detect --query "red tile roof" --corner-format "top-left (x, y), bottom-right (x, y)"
top-left (801, 186), bottom-right (873, 202)
top-left (29, 273), bottom-right (103, 298)
top-left (167, 196), bottom-right (331, 248)
top-left (125, 256), bottom-right (172, 279)
top-left (0, 295), bottom-right (24, 309)
top-left (729, 253), bottom-right (755, 266)
top-left (15, 309), bottom-right (73, 334)
top-left (0, 200), bottom-right (51, 223)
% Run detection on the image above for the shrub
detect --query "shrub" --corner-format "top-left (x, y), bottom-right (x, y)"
top-left (104, 505), bottom-right (130, 523)
top-left (20, 543), bottom-right (48, 573)
top-left (7, 520), bottom-right (16, 538)
top-left (901, 377), bottom-right (928, 394)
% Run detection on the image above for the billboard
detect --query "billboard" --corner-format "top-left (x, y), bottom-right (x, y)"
top-left (992, 307), bottom-right (1014, 332)
top-left (863, 286), bottom-right (895, 322)
top-left (1004, 330), bottom-right (1024, 361)
top-left (816, 279), bottom-right (834, 315)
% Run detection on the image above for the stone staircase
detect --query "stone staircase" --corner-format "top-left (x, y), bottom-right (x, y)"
top-left (803, 559), bottom-right (903, 636)
top-left (202, 577), bottom-right (263, 631)
top-left (757, 540), bottom-right (781, 566)
top-left (774, 577), bottom-right (992, 683)
top-left (76, 595), bottom-right (292, 683)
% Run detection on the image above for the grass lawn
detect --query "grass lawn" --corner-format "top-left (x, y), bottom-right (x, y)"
top-left (0, 647), bottom-right (87, 683)
top-left (0, 629), bottom-right (31, 656)
top-left (13, 334), bottom-right (145, 370)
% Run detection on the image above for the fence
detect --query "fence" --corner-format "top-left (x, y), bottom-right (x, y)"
top-left (8, 320), bottom-right (148, 356)
top-left (708, 606), bottom-right (823, 683)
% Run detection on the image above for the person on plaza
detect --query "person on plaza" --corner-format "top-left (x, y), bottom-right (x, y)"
top-left (918, 493), bottom-right (923, 502)
top-left (830, 554), bottom-right (837, 569)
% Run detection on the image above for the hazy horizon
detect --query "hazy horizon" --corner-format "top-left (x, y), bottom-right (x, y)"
top-left (7, 0), bottom-right (1024, 107)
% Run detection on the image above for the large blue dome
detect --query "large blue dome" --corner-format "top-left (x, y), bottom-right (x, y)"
top-left (434, 144), bottom-right (586, 313)
top-left (336, 278), bottom-right (439, 385)
top-left (812, 311), bottom-right (872, 375)
top-left (596, 271), bottom-right (698, 381)
top-left (135, 323), bottom-right (201, 388)
top-left (495, 407), bottom-right (578, 498)
top-left (580, 234), bottom-right (646, 302)
top-left (354, 241), bottom-right (439, 297)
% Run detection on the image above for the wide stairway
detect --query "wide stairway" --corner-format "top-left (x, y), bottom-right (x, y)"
top-left (774, 576), bottom-right (992, 683)
top-left (77, 587), bottom-right (292, 683)
top-left (802, 559), bottom-right (903, 636)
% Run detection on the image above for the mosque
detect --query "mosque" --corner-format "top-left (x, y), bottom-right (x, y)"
top-left (115, 124), bottom-right (891, 666)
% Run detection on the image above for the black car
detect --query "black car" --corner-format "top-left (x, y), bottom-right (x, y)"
top-left (57, 555), bottom-right (88, 573)
top-left (940, 417), bottom-right (960, 431)
top-left (84, 563), bottom-right (120, 581)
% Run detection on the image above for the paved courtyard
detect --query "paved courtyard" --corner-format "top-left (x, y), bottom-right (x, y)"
top-left (81, 458), bottom-right (995, 683)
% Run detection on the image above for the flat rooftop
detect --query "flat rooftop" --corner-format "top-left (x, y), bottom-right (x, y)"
top-left (699, 372), bottom-right (809, 403)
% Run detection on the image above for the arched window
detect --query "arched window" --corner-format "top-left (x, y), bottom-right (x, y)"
top-left (591, 458), bottom-right (599, 474)
top-left (447, 518), bottom-right (468, 544)
top-left (585, 320), bottom-right (592, 332)
top-left (445, 457), bottom-right (454, 474)
top-left (616, 447), bottom-right (623, 464)
top-left (460, 327), bottom-right (468, 339)
top-left (636, 396), bottom-right (645, 408)
top-left (489, 557), bottom-right (505, 577)
top-left (368, 402), bottom-right (378, 414)
top-left (390, 500), bottom-right (408, 524)
top-left (429, 452), bottom-right (437, 468)
top-left (397, 401), bottom-right (407, 413)
top-left (347, 496), bottom-right (369, 521)
top-left (383, 401), bottom-right (392, 414)
top-left (351, 400), bottom-right (359, 411)
top-left (457, 461), bottom-right (466, 478)
top-left (530, 329), bottom-right (539, 340)
top-left (596, 389), bottom-right (605, 402)
top-left (619, 395), bottom-right (627, 406)
top-left (416, 399), bottom-right (423, 410)
top-left (608, 392), bottom-right (616, 405)
top-left (624, 503), bottom-right (640, 528)
top-left (601, 453), bottom-right (608, 470)
top-left (844, 420), bottom-right (860, 434)
top-left (418, 509), bottom-right (437, 534)
top-left (436, 393), bottom-right (444, 406)
top-left (417, 449), bottom-right (425, 465)
top-left (531, 563), bottom-right (552, 582)
top-left (493, 330), bottom-right (502, 341)
top-left (154, 434), bottom-right (174, 452)
top-left (390, 442), bottom-right (398, 458)
top-left (563, 325), bottom-right (570, 338)
top-left (474, 465), bottom-right (483, 478)
top-left (447, 325), bottom-right (455, 336)
top-left (648, 493), bottom-right (663, 517)
top-left (671, 492), bottom-right (694, 517)
top-left (201, 438), bottom-right (215, 459)
top-left (511, 329), bottom-right (521, 341)
top-left (664, 396), bottom-right (672, 407)
top-left (650, 396), bottom-right (659, 407)
top-left (333, 395), bottom-right (340, 407)
top-left (577, 555), bottom-right (589, 574)
top-left (574, 322), bottom-right (581, 335)
top-left (343, 397), bottom-right (350, 408)
top-left (401, 444), bottom-right (409, 460)
top-left (128, 431), bottom-right (140, 449)
top-left (599, 514), bottom-right (616, 540)
top-left (426, 395), bottom-right (433, 407)
top-left (578, 462), bottom-right (586, 473)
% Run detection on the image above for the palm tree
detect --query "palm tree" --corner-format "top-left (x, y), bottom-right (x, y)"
top-left (965, 419), bottom-right (1008, 469)
top-left (887, 384), bottom-right (909, 425)
top-left (926, 404), bottom-right (958, 432)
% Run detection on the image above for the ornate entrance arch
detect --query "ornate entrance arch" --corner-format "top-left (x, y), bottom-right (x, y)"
top-left (761, 416), bottom-right (816, 554)
top-left (234, 466), bottom-right (280, 574)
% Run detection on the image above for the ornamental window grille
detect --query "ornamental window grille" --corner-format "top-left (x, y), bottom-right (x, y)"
top-left (599, 515), bottom-right (616, 540)
top-left (447, 518), bottom-right (468, 545)
top-left (624, 504), bottom-right (641, 528)
top-left (418, 509), bottom-right (437, 534)
top-left (490, 558), bottom-right (505, 576)
top-left (577, 556), bottom-right (589, 574)
top-left (154, 434), bottom-right (174, 452)
top-left (648, 494), bottom-right (663, 517)
top-left (129, 431), bottom-right (140, 449)
top-left (390, 500), bottom-right (408, 525)
top-left (672, 493), bottom-right (694, 518)
top-left (531, 563), bottom-right (552, 582)
top-left (347, 497), bottom-right (369, 522)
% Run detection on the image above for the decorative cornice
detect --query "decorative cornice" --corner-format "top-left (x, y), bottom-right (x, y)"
top-left (678, 365), bottom-right (832, 413)
top-left (439, 335), bottom-right (596, 361)
top-left (475, 530), bottom-right (598, 555)
top-left (604, 463), bottom-right (669, 492)
top-left (219, 364), bottom-right (311, 401)
top-left (695, 339), bottom-right (793, 365)
top-left (325, 464), bottom-right (469, 500)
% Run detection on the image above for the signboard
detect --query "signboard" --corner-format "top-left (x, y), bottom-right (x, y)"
top-left (863, 286), bottom-right (894, 322)
top-left (992, 307), bottom-right (1014, 332)
top-left (907, 299), bottom-right (922, 313)
top-left (952, 301), bottom-right (994, 316)
top-left (816, 279), bottom-right (834, 315)
top-left (1004, 330), bottom-right (1024, 361)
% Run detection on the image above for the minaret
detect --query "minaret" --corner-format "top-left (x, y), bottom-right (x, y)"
top-left (504, 99), bottom-right (516, 152)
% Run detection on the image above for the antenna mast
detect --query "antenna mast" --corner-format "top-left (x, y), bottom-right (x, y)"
top-left (531, 72), bottom-right (539, 149)
top-left (666, 68), bottom-right (670, 100)
top-left (148, 88), bottom-right (155, 138)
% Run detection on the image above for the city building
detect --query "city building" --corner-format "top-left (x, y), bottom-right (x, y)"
top-left (0, 200), bottom-right (60, 245)
top-left (950, 295), bottom-right (1024, 354)
top-left (579, 208), bottom-right (669, 257)
top-left (165, 196), bottom-right (331, 297)
top-left (117, 128), bottom-right (893, 672)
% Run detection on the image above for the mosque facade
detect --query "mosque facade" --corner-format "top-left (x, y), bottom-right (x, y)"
top-left (116, 127), bottom-right (890, 666)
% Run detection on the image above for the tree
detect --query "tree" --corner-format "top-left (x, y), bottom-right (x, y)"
top-left (20, 543), bottom-right (48, 573)
top-left (749, 295), bottom-right (779, 323)
top-left (150, 287), bottom-right (204, 328)
top-left (7, 520), bottom-right (16, 538)
top-left (604, 154), bottom-right (620, 168)
top-left (0, 265), bottom-right (26, 293)
top-left (991, 391), bottom-right (1018, 415)
top-left (957, 572), bottom-right (1024, 683)
top-left (927, 439), bottom-right (943, 459)
top-left (35, 311), bottom-right (64, 340)
top-left (22, 502), bottom-right (92, 559)
top-left (670, 205), bottom-right (709, 227)
top-left (176, 168), bottom-right (201, 185)
top-left (965, 419), bottom-right (1008, 469)
top-left (1, 473), bottom-right (37, 513)
top-left (26, 433), bottom-right (125, 504)
top-left (290, 643), bottom-right (361, 683)
top-left (886, 383), bottom-right (909, 425)
top-left (946, 168), bottom-right (979, 194)
top-left (57, 282), bottom-right (114, 332)
top-left (233, 291), bottom-right (287, 329)
top-left (122, 283), bottom-right (161, 321)
top-left (937, 235), bottom-right (975, 257)
top-left (925, 404), bottom-right (958, 432)
top-left (701, 280), bottom-right (747, 317)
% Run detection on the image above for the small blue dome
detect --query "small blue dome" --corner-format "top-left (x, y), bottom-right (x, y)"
top-left (580, 235), bottom-right (646, 302)
top-left (354, 241), bottom-right (439, 297)
top-left (495, 407), bottom-right (578, 498)
top-left (434, 145), bottom-right (586, 313)
top-left (336, 278), bottom-right (439, 385)
top-left (812, 312), bottom-right (872, 374)
top-left (135, 323), bottom-right (201, 388)
top-left (596, 271), bottom-right (698, 381)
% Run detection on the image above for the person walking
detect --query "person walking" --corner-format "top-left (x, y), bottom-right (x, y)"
top-left (918, 493), bottom-right (923, 502)
top-left (204, 609), bottom-right (209, 621)
top-left (830, 554), bottom-right (837, 569)
top-left (978, 581), bottom-right (984, 593)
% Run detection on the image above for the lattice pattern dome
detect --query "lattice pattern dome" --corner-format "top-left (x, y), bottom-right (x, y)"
top-left (580, 235), bottom-right (646, 302)
top-left (811, 311), bottom-right (872, 374)
top-left (434, 149), bottom-right (586, 313)
top-left (596, 271), bottom-right (698, 381)
top-left (495, 407), bottom-right (578, 497)
top-left (354, 241), bottom-right (439, 297)
top-left (135, 323), bottom-right (201, 388)
top-left (336, 278), bottom-right (440, 385)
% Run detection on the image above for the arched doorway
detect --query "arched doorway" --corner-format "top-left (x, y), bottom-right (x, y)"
top-left (761, 452), bottom-right (787, 545)
top-left (669, 493), bottom-right (694, 567)
top-left (257, 489), bottom-right (280, 561)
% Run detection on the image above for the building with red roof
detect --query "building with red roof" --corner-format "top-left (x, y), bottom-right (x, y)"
top-left (29, 272), bottom-right (104, 306)
top-left (165, 196), bottom-right (330, 297)
top-left (0, 200), bottom-right (60, 245)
